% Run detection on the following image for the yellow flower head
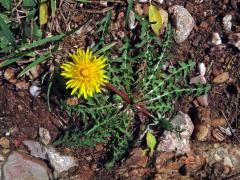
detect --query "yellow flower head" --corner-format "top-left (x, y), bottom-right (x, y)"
top-left (61, 48), bottom-right (108, 99)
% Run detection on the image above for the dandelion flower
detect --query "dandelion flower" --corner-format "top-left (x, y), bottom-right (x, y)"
top-left (61, 48), bottom-right (108, 99)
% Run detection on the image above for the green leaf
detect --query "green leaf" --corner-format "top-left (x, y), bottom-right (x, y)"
top-left (23, 22), bottom-right (32, 39)
top-left (50, 0), bottom-right (56, 17)
top-left (0, 55), bottom-right (23, 68)
top-left (22, 0), bottom-right (36, 9)
top-left (125, 0), bottom-right (134, 28)
top-left (149, 4), bottom-right (163, 36)
top-left (32, 24), bottom-right (43, 39)
top-left (0, 35), bottom-right (9, 49)
top-left (0, 0), bottom-right (11, 10)
top-left (20, 33), bottom-right (64, 50)
top-left (27, 9), bottom-right (36, 20)
top-left (94, 42), bottom-right (116, 56)
top-left (18, 45), bottom-right (59, 77)
top-left (18, 51), bottom-right (52, 77)
top-left (0, 15), bottom-right (18, 49)
top-left (0, 51), bottom-right (36, 67)
top-left (146, 131), bottom-right (157, 156)
top-left (0, 13), bottom-right (11, 24)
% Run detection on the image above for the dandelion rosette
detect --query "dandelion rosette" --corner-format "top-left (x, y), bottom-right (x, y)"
top-left (61, 48), bottom-right (108, 99)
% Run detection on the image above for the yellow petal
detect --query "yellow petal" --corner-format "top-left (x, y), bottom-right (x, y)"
top-left (60, 48), bottom-right (108, 99)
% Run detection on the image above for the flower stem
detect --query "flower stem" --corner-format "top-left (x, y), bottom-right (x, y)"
top-left (104, 83), bottom-right (154, 119)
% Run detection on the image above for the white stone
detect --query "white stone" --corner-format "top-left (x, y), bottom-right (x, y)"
top-left (223, 14), bottom-right (232, 32)
top-left (198, 63), bottom-right (206, 76)
top-left (29, 85), bottom-right (41, 97)
top-left (212, 32), bottom-right (222, 45)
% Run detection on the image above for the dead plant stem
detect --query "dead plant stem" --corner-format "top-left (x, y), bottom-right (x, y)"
top-left (104, 83), bottom-right (154, 119)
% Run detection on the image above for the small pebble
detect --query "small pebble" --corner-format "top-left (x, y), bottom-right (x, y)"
top-left (4, 68), bottom-right (16, 83)
top-left (228, 33), bottom-right (240, 51)
top-left (223, 14), bottom-right (232, 32)
top-left (29, 85), bottom-right (41, 97)
top-left (39, 128), bottom-right (51, 145)
top-left (190, 75), bottom-right (207, 84)
top-left (212, 32), bottom-right (222, 45)
top-left (0, 137), bottom-right (10, 149)
top-left (197, 94), bottom-right (208, 107)
top-left (65, 97), bottom-right (79, 106)
top-left (194, 125), bottom-right (209, 141)
top-left (212, 72), bottom-right (229, 84)
top-left (198, 63), bottom-right (206, 76)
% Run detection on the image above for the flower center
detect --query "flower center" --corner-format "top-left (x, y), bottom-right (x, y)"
top-left (80, 68), bottom-right (89, 77)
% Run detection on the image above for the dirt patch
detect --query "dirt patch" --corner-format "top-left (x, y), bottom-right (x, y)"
top-left (0, 84), bottom-right (60, 141)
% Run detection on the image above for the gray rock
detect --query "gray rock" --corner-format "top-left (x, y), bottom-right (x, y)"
top-left (2, 151), bottom-right (51, 180)
top-left (46, 148), bottom-right (77, 174)
top-left (23, 140), bottom-right (47, 159)
top-left (169, 5), bottom-right (195, 43)
top-left (157, 112), bottom-right (194, 154)
top-left (23, 140), bottom-right (77, 174)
